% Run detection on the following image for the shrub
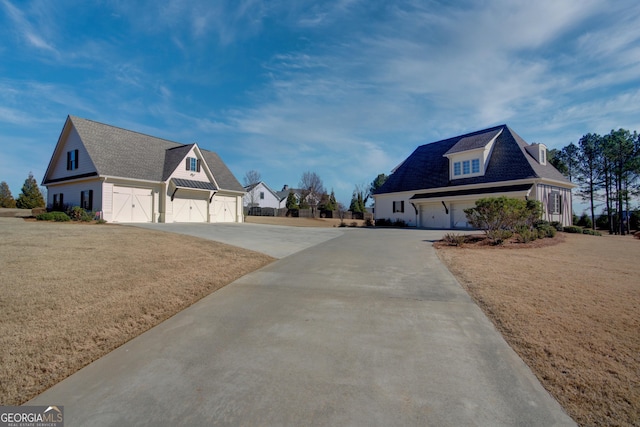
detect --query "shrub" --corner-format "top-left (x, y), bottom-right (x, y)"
top-left (563, 226), bottom-right (582, 234)
top-left (535, 221), bottom-right (557, 238)
top-left (576, 213), bottom-right (593, 229)
top-left (349, 221), bottom-right (358, 227)
top-left (36, 212), bottom-right (70, 222)
top-left (464, 197), bottom-right (542, 244)
top-left (582, 229), bottom-right (602, 236)
top-left (375, 218), bottom-right (392, 227)
top-left (515, 225), bottom-right (538, 243)
top-left (364, 218), bottom-right (374, 227)
top-left (67, 206), bottom-right (93, 222)
top-left (339, 221), bottom-right (347, 227)
top-left (442, 233), bottom-right (466, 246)
top-left (550, 221), bottom-right (563, 232)
top-left (96, 219), bottom-right (107, 224)
top-left (392, 218), bottom-right (408, 227)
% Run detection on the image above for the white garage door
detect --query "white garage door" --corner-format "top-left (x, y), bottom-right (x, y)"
top-left (173, 197), bottom-right (208, 222)
top-left (450, 202), bottom-right (476, 229)
top-left (113, 186), bottom-right (153, 223)
top-left (213, 195), bottom-right (237, 222)
top-left (419, 203), bottom-right (449, 228)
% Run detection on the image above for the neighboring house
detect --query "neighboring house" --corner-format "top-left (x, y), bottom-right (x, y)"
top-left (373, 125), bottom-right (575, 228)
top-left (243, 181), bottom-right (281, 209)
top-left (42, 115), bottom-right (245, 223)
top-left (275, 185), bottom-right (301, 209)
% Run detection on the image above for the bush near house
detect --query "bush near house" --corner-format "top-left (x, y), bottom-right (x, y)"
top-left (464, 197), bottom-right (544, 245)
top-left (36, 212), bottom-right (71, 222)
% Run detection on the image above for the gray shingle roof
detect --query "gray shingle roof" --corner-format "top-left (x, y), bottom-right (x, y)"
top-left (443, 127), bottom-right (503, 156)
top-left (173, 178), bottom-right (217, 191)
top-left (66, 116), bottom-right (243, 192)
top-left (376, 125), bottom-right (571, 195)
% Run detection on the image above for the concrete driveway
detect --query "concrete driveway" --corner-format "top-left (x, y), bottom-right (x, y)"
top-left (29, 225), bottom-right (575, 426)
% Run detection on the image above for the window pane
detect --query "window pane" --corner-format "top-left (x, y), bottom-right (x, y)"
top-left (463, 160), bottom-right (470, 174)
top-left (454, 162), bottom-right (461, 176)
top-left (190, 158), bottom-right (197, 171)
top-left (472, 159), bottom-right (480, 173)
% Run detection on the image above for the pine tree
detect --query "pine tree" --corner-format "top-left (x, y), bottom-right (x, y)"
top-left (0, 181), bottom-right (17, 208)
top-left (16, 172), bottom-right (45, 209)
top-left (285, 191), bottom-right (299, 209)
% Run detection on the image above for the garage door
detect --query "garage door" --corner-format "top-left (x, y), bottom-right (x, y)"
top-left (173, 196), bottom-right (208, 222)
top-left (113, 186), bottom-right (153, 223)
top-left (419, 203), bottom-right (449, 228)
top-left (450, 202), bottom-right (476, 229)
top-left (213, 195), bottom-right (237, 222)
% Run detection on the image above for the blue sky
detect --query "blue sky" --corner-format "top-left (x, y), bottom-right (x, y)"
top-left (1, 0), bottom-right (639, 208)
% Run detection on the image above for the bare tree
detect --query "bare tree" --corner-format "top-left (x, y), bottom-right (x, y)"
top-left (243, 170), bottom-right (261, 187)
top-left (299, 171), bottom-right (325, 217)
top-left (243, 170), bottom-right (262, 210)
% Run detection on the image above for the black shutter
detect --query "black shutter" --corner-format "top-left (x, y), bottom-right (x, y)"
top-left (67, 152), bottom-right (71, 170)
top-left (88, 190), bottom-right (93, 211)
top-left (75, 149), bottom-right (79, 169)
top-left (401, 201), bottom-right (404, 213)
top-left (80, 191), bottom-right (85, 209)
top-left (186, 158), bottom-right (190, 170)
top-left (197, 159), bottom-right (201, 172)
top-left (60, 193), bottom-right (64, 207)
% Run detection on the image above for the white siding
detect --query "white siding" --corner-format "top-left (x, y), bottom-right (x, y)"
top-left (46, 179), bottom-right (103, 211)
top-left (170, 147), bottom-right (211, 182)
top-left (244, 183), bottom-right (280, 209)
top-left (535, 184), bottom-right (573, 226)
top-left (373, 193), bottom-right (417, 226)
top-left (47, 126), bottom-right (97, 181)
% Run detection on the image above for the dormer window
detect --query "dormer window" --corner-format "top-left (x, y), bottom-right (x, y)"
top-left (453, 158), bottom-right (481, 178)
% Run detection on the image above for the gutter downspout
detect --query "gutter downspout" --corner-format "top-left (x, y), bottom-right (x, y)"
top-left (410, 202), bottom-right (418, 227)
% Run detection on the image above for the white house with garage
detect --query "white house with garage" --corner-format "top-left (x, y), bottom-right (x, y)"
top-left (42, 115), bottom-right (245, 223)
top-left (373, 125), bottom-right (575, 228)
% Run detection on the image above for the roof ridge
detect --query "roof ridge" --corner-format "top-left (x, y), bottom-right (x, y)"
top-left (420, 124), bottom-right (506, 147)
top-left (69, 115), bottom-right (184, 146)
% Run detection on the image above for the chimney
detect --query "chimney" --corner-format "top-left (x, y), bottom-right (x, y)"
top-left (282, 184), bottom-right (289, 191)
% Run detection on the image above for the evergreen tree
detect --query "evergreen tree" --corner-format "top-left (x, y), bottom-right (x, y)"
top-left (327, 190), bottom-right (337, 211)
top-left (16, 172), bottom-right (45, 209)
top-left (285, 191), bottom-right (299, 209)
top-left (576, 133), bottom-right (603, 229)
top-left (0, 181), bottom-right (17, 208)
top-left (369, 173), bottom-right (388, 197)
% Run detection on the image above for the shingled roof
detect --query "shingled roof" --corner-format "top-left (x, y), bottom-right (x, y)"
top-left (66, 116), bottom-right (243, 192)
top-left (376, 125), bottom-right (570, 195)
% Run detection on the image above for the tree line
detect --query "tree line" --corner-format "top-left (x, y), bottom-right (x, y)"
top-left (549, 128), bottom-right (640, 235)
top-left (0, 173), bottom-right (45, 209)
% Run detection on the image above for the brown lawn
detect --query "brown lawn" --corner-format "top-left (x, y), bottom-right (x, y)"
top-left (245, 215), bottom-right (365, 227)
top-left (0, 218), bottom-right (274, 405)
top-left (435, 233), bottom-right (640, 427)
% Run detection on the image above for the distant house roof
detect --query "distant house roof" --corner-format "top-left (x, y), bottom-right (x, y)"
top-left (51, 116), bottom-right (243, 192)
top-left (244, 181), bottom-right (280, 199)
top-left (376, 125), bottom-right (571, 195)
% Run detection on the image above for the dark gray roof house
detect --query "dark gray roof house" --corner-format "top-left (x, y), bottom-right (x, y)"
top-left (373, 125), bottom-right (575, 228)
top-left (42, 116), bottom-right (245, 223)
